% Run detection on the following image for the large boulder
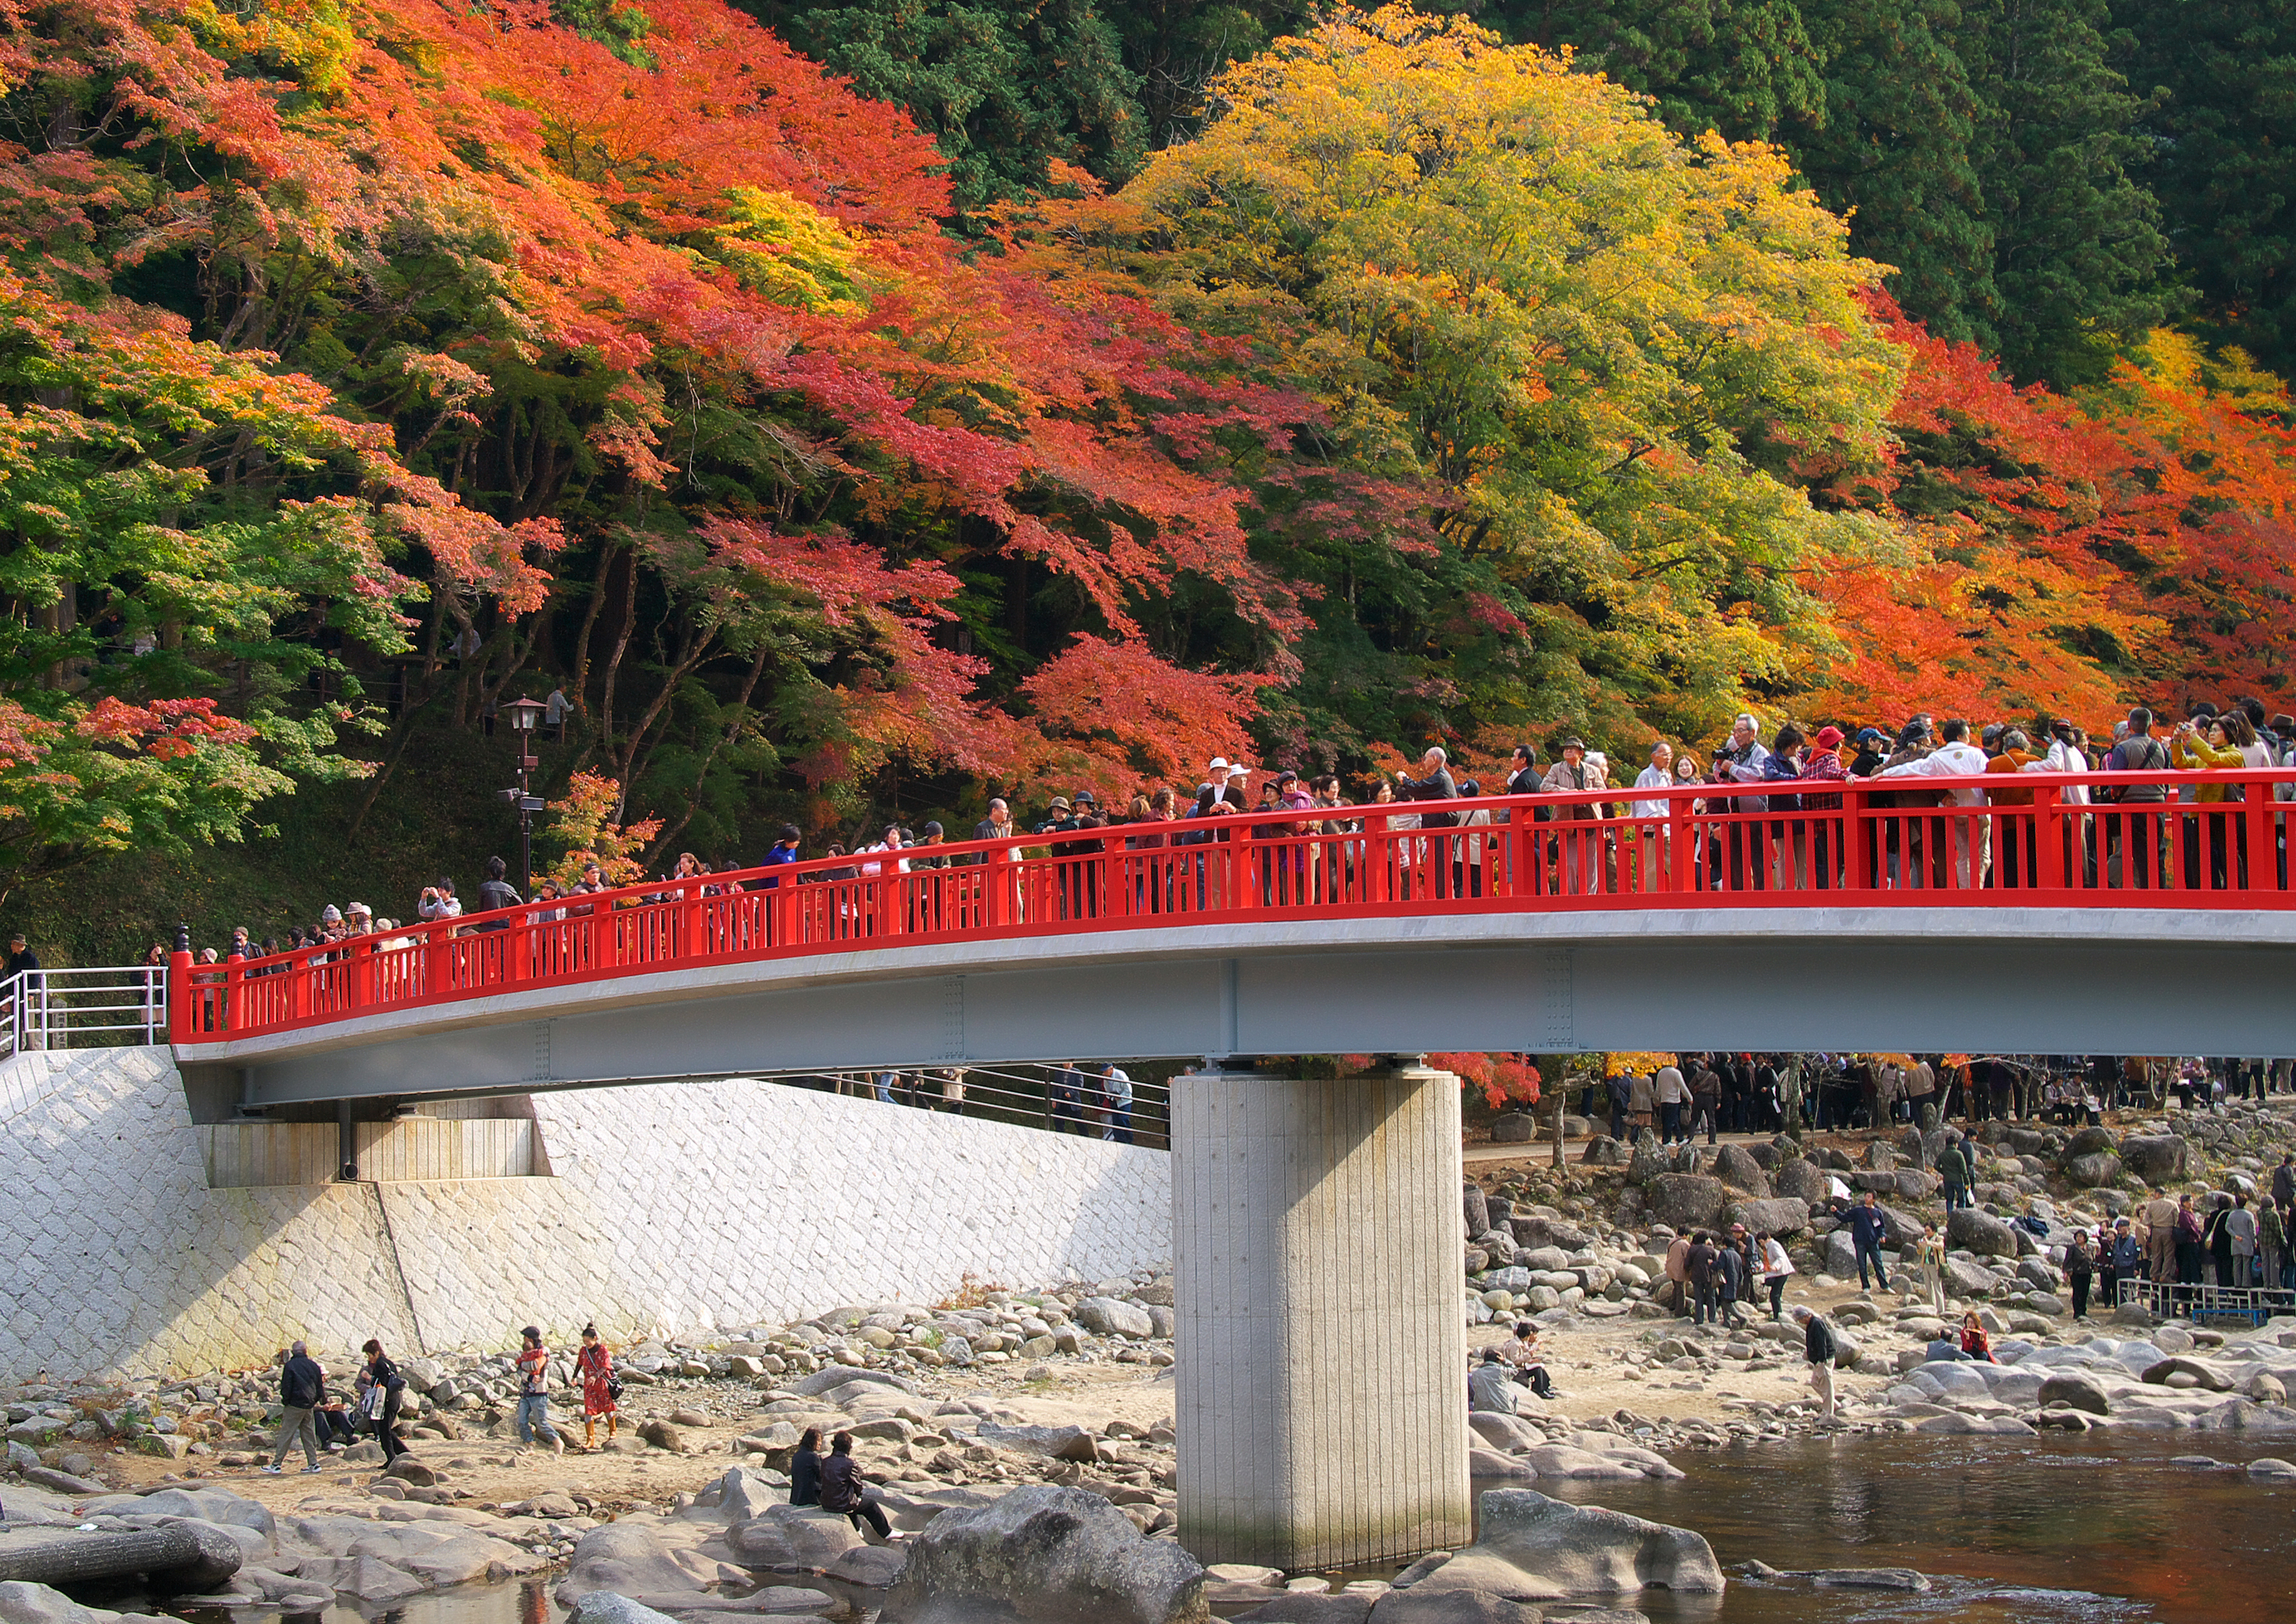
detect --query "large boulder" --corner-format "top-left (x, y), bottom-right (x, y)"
top-left (1772, 1159), bottom-right (1828, 1205)
top-left (1409, 1490), bottom-right (1723, 1599)
top-left (2064, 1126), bottom-right (2115, 1159)
top-left (1945, 1257), bottom-right (2003, 1299)
top-left (1490, 1115), bottom-right (1538, 1144)
top-left (1509, 1216), bottom-right (1595, 1253)
top-left (792, 1365), bottom-right (912, 1399)
top-left (1723, 1197), bottom-right (1810, 1239)
top-left (0, 1585), bottom-right (128, 1624)
top-left (878, 1485), bottom-right (1206, 1624)
top-left (978, 1423), bottom-right (1100, 1463)
top-left (1463, 1185), bottom-right (1490, 1240)
top-left (2119, 1136), bottom-right (2193, 1184)
top-left (557, 1524), bottom-right (741, 1604)
top-left (2036, 1374), bottom-right (2111, 1416)
top-left (1711, 1146), bottom-right (1772, 1198)
top-left (729, 1508), bottom-right (865, 1571)
top-left (1582, 1136), bottom-right (1630, 1167)
top-left (1946, 1208), bottom-right (2018, 1258)
top-left (2066, 1153), bottom-right (2123, 1189)
top-left (2142, 1357), bottom-right (2235, 1392)
top-left (1075, 1298), bottom-right (1153, 1339)
top-left (1645, 1174), bottom-right (1727, 1235)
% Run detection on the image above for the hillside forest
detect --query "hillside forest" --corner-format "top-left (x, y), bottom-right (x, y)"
top-left (3, 0), bottom-right (2295, 965)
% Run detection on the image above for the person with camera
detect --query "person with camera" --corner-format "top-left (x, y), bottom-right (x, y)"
top-left (1394, 746), bottom-right (1457, 898)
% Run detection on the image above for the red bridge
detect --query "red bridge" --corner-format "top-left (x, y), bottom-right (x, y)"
top-left (170, 769), bottom-right (2296, 1107)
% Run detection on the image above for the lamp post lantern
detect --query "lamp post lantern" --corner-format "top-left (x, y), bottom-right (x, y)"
top-left (499, 697), bottom-right (548, 898)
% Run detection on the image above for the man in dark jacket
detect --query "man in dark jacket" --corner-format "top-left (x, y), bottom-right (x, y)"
top-left (268, 1341), bottom-right (327, 1474)
top-left (1793, 1307), bottom-right (1839, 1418)
top-left (1396, 746), bottom-right (1458, 828)
top-left (1849, 1191), bottom-right (1892, 1291)
top-left (818, 1431), bottom-right (893, 1539)
top-left (473, 855), bottom-right (521, 928)
top-left (1935, 1133), bottom-right (1973, 1213)
top-left (1686, 1232), bottom-right (1720, 1326)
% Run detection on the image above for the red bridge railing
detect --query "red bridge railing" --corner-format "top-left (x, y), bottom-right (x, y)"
top-left (170, 768), bottom-right (2296, 1045)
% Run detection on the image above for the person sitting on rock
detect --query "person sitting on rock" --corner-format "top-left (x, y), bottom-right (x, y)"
top-left (791, 1427), bottom-right (823, 1506)
top-left (1496, 1322), bottom-right (1556, 1399)
top-left (819, 1431), bottom-right (894, 1540)
top-left (1467, 1348), bottom-right (1520, 1415)
top-left (1958, 1310), bottom-right (1996, 1363)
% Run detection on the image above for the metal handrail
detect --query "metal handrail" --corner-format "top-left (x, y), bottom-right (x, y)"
top-left (1, 965), bottom-right (169, 1062)
top-left (793, 1061), bottom-right (1170, 1147)
top-left (171, 765), bottom-right (2296, 1048)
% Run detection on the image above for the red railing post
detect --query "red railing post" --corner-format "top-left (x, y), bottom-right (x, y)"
top-left (1848, 784), bottom-right (1874, 892)
top-left (2035, 785), bottom-right (2063, 892)
top-left (2245, 780), bottom-right (2272, 895)
top-left (166, 944), bottom-right (194, 1043)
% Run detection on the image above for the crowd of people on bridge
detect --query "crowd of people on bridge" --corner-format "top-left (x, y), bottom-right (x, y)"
top-left (139, 693), bottom-right (2296, 972)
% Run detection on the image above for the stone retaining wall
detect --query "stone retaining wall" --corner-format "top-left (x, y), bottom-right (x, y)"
top-left (0, 1048), bottom-right (1170, 1380)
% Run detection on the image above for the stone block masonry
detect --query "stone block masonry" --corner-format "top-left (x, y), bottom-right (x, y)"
top-left (0, 1049), bottom-right (1169, 1380)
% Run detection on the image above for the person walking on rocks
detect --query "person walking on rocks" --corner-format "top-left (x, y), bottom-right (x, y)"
top-left (1849, 1191), bottom-right (1891, 1292)
top-left (267, 1341), bottom-right (327, 1475)
top-left (1914, 1223), bottom-right (1948, 1314)
top-left (1687, 1231), bottom-right (1720, 1326)
top-left (1757, 1231), bottom-right (1794, 1320)
top-left (514, 1327), bottom-right (564, 1456)
top-left (2259, 1197), bottom-right (2288, 1297)
top-left (1716, 1227), bottom-right (1751, 1327)
top-left (1793, 1307), bottom-right (1838, 1420)
top-left (1935, 1132), bottom-right (1971, 1214)
top-left (2064, 1231), bottom-right (2095, 1320)
top-left (820, 1431), bottom-right (894, 1540)
top-left (361, 1339), bottom-right (407, 1464)
top-left (2106, 1218), bottom-right (2142, 1311)
top-left (577, 1325), bottom-right (617, 1449)
top-left (2226, 1193), bottom-right (2259, 1288)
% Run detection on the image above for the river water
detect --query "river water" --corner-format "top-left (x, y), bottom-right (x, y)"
top-left (145, 1434), bottom-right (2292, 1624)
top-left (1528, 1433), bottom-right (2295, 1624)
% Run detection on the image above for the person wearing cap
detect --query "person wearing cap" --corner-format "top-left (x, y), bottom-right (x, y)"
top-left (514, 1325), bottom-right (564, 1456)
top-left (344, 902), bottom-right (373, 935)
top-left (1799, 725), bottom-right (1848, 889)
top-left (1540, 736), bottom-right (1609, 894)
top-left (1199, 757), bottom-right (1234, 806)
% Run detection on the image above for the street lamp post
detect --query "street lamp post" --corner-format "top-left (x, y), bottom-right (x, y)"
top-left (499, 697), bottom-right (548, 898)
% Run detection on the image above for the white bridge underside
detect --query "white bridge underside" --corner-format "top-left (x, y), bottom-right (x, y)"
top-left (177, 907), bottom-right (2296, 1106)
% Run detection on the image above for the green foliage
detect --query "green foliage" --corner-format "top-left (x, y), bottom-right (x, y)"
top-left (2112, 0), bottom-right (2296, 379)
top-left (753, 0), bottom-right (1147, 212)
top-left (1500, 0), bottom-right (1827, 142)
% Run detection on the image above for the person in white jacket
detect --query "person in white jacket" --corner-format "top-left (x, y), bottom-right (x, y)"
top-left (1880, 719), bottom-right (1990, 886)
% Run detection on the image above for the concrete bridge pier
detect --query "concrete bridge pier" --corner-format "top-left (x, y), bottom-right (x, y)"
top-left (1172, 1060), bottom-right (1471, 1570)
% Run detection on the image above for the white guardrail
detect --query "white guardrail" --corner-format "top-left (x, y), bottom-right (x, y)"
top-left (0, 965), bottom-right (169, 1062)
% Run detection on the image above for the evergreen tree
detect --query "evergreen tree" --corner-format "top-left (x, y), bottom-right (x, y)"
top-left (1958, 0), bottom-right (2171, 386)
top-left (1499, 0), bottom-right (1827, 141)
top-left (1789, 0), bottom-right (1994, 348)
top-left (744, 0), bottom-right (1147, 212)
top-left (2113, 1), bottom-right (2296, 378)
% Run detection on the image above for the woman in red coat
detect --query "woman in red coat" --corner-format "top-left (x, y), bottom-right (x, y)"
top-left (577, 1325), bottom-right (618, 1449)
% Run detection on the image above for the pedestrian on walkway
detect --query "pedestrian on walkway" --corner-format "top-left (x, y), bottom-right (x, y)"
top-left (360, 1339), bottom-right (407, 1463)
top-left (267, 1341), bottom-right (327, 1475)
top-left (1654, 1060), bottom-right (1687, 1145)
top-left (1098, 1063), bottom-right (1134, 1144)
top-left (1849, 1191), bottom-right (1892, 1291)
top-left (514, 1326), bottom-right (564, 1456)
top-left (577, 1325), bottom-right (618, 1450)
top-left (1793, 1307), bottom-right (1838, 1419)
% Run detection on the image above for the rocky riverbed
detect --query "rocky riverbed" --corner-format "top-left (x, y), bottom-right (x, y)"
top-left (7, 1101), bottom-right (2296, 1623)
